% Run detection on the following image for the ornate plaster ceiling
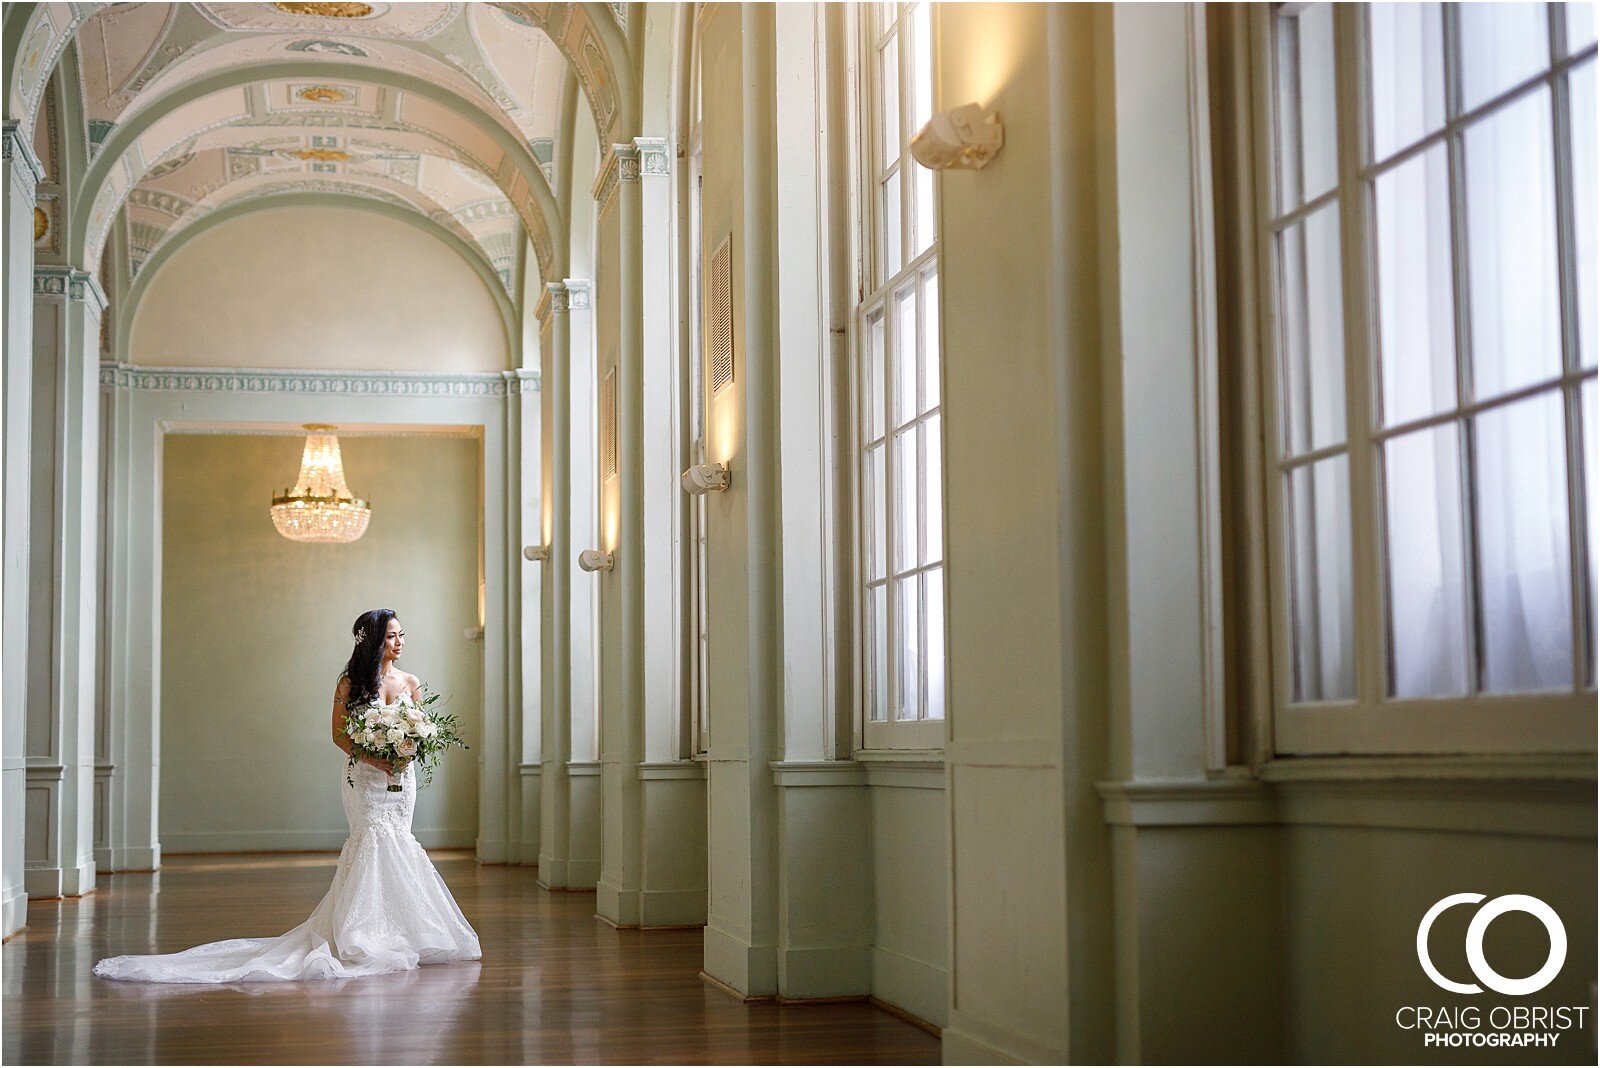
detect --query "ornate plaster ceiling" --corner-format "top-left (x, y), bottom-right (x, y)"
top-left (8, 0), bottom-right (637, 310)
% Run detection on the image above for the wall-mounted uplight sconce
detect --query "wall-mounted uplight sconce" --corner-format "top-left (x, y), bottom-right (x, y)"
top-left (577, 548), bottom-right (614, 573)
top-left (680, 460), bottom-right (730, 496)
top-left (910, 102), bottom-right (1004, 170)
top-left (522, 543), bottom-right (550, 562)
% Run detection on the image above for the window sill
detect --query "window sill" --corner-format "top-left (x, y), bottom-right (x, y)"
top-left (851, 748), bottom-right (945, 768)
top-left (1257, 752), bottom-right (1595, 783)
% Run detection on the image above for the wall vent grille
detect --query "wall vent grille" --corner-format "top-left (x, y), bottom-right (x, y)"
top-left (708, 234), bottom-right (734, 395)
top-left (601, 366), bottom-right (617, 480)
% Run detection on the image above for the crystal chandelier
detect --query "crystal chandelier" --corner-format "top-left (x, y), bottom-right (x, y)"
top-left (270, 425), bottom-right (371, 543)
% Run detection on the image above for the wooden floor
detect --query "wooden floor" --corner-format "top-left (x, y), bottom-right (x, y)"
top-left (2, 851), bottom-right (941, 1065)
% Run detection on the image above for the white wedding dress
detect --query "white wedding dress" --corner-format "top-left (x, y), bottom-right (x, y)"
top-left (92, 748), bottom-right (481, 983)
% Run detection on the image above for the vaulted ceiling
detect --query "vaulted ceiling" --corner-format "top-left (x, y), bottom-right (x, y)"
top-left (12, 1), bottom-right (630, 314)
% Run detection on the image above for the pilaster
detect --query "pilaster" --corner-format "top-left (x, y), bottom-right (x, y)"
top-left (2, 119), bottom-right (42, 935)
top-left (26, 266), bottom-right (105, 900)
top-left (597, 139), bottom-right (647, 928)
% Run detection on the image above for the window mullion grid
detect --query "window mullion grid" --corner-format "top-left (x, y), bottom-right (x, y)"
top-left (1549, 3), bottom-right (1594, 688)
top-left (884, 290), bottom-right (904, 723)
top-left (896, 3), bottom-right (913, 269)
top-left (1334, 3), bottom-right (1385, 710)
top-left (1250, 3), bottom-right (1300, 722)
top-left (1438, 0), bottom-right (1489, 695)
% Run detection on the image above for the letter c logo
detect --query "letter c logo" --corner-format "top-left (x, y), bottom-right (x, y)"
top-left (1418, 893), bottom-right (1567, 996)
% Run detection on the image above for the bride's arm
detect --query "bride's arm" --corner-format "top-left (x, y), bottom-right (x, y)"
top-left (332, 677), bottom-right (387, 770)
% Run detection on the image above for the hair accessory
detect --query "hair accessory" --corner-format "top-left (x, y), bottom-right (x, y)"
top-left (354, 628), bottom-right (366, 645)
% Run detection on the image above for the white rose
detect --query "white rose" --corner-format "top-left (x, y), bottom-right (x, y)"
top-left (362, 709), bottom-right (380, 726)
top-left (386, 727), bottom-right (405, 745)
top-left (396, 738), bottom-right (418, 757)
top-left (404, 706), bottom-right (425, 725)
top-left (380, 713), bottom-right (401, 729)
top-left (400, 691), bottom-right (415, 707)
top-left (417, 721), bottom-right (438, 739)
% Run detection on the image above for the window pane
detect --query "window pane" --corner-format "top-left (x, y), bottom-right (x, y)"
top-left (893, 428), bottom-right (916, 570)
top-left (882, 170), bottom-right (902, 280)
top-left (1464, 87), bottom-right (1562, 399)
top-left (1287, 455), bottom-right (1355, 701)
top-left (1277, 204), bottom-right (1348, 455)
top-left (1384, 425), bottom-right (1471, 697)
top-left (924, 568), bottom-right (946, 721)
top-left (1374, 144), bottom-right (1458, 426)
top-left (922, 270), bottom-right (940, 411)
top-left (1569, 1), bottom-right (1598, 53)
top-left (908, 2), bottom-right (933, 133)
top-left (1475, 391), bottom-right (1574, 693)
top-left (866, 310), bottom-right (885, 440)
top-left (895, 573), bottom-right (921, 719)
top-left (1273, 3), bottom-right (1340, 208)
top-left (1585, 378), bottom-right (1597, 683)
top-left (1572, 60), bottom-right (1597, 368)
top-left (913, 158), bottom-right (936, 257)
top-left (878, 38), bottom-right (900, 174)
top-left (866, 443), bottom-right (886, 581)
top-left (869, 584), bottom-right (888, 721)
top-left (1459, 3), bottom-right (1551, 113)
top-left (894, 286), bottom-right (918, 426)
top-left (1368, 3), bottom-right (1448, 161)
top-left (922, 414), bottom-right (942, 566)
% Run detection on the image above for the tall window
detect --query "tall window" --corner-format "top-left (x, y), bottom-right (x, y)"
top-left (1256, 3), bottom-right (1595, 754)
top-left (686, 32), bottom-right (710, 758)
top-left (856, 1), bottom-right (944, 751)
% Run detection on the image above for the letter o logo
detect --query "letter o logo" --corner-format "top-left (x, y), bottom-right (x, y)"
top-left (1417, 893), bottom-right (1567, 996)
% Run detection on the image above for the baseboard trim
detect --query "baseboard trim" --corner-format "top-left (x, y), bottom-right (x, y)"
top-left (700, 970), bottom-right (774, 1003)
top-left (870, 996), bottom-right (942, 1037)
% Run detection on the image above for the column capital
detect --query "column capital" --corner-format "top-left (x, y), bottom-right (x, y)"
top-left (563, 277), bottom-right (592, 310)
top-left (631, 137), bottom-right (670, 178)
top-left (33, 267), bottom-right (107, 315)
top-left (2, 120), bottom-right (43, 194)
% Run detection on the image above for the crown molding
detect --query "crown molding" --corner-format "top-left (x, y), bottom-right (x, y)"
top-left (98, 361), bottom-right (521, 397)
top-left (34, 266), bottom-right (108, 313)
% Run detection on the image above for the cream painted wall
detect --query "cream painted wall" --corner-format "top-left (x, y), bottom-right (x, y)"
top-left (128, 206), bottom-right (510, 372)
top-left (159, 433), bottom-right (482, 851)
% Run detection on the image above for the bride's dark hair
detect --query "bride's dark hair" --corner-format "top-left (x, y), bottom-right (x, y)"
top-left (340, 608), bottom-right (397, 710)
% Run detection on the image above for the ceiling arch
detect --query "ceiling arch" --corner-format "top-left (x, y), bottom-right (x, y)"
top-left (5, 2), bottom-right (628, 155)
top-left (73, 57), bottom-right (562, 279)
top-left (121, 189), bottom-right (519, 356)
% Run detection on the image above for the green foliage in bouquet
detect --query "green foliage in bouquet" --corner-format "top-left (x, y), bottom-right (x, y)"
top-left (342, 682), bottom-right (470, 790)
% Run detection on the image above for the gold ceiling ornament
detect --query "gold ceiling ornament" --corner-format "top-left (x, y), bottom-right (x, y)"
top-left (273, 2), bottom-right (374, 17)
top-left (270, 425), bottom-right (372, 544)
top-left (297, 85), bottom-right (353, 104)
top-left (289, 147), bottom-right (351, 162)
top-left (32, 206), bottom-right (47, 241)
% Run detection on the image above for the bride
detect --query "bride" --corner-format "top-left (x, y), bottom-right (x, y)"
top-left (93, 609), bottom-right (482, 982)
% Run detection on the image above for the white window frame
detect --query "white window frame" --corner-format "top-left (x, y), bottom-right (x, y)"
top-left (685, 27), bottom-right (711, 760)
top-left (1249, 2), bottom-right (1596, 756)
top-left (852, 0), bottom-right (945, 752)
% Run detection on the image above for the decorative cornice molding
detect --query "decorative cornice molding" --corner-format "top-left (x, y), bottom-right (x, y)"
top-left (2, 121), bottom-right (44, 192)
top-left (503, 368), bottom-right (542, 393)
top-left (34, 267), bottom-right (108, 314)
top-left (97, 362), bottom-right (515, 397)
top-left (633, 137), bottom-right (670, 178)
top-left (543, 280), bottom-right (570, 316)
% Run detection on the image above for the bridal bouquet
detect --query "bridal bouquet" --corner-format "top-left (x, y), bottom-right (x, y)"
top-left (343, 684), bottom-right (469, 792)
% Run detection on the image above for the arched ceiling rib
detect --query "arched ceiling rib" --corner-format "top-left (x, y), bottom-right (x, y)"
top-left (7, 1), bottom-right (634, 292)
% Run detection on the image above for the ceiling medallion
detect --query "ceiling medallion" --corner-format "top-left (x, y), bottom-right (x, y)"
top-left (296, 85), bottom-right (354, 104)
top-left (273, 2), bottom-right (375, 18)
top-left (270, 425), bottom-right (372, 544)
top-left (289, 147), bottom-right (352, 162)
top-left (33, 207), bottom-right (47, 241)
